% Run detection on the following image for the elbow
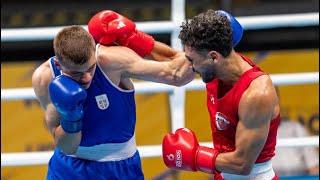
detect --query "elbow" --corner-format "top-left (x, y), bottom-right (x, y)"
top-left (238, 164), bottom-right (253, 175)
top-left (54, 135), bottom-right (80, 155)
top-left (231, 150), bottom-right (255, 175)
top-left (236, 159), bottom-right (254, 175)
top-left (64, 149), bottom-right (77, 155)
top-left (231, 156), bottom-right (254, 175)
top-left (57, 144), bottom-right (78, 155)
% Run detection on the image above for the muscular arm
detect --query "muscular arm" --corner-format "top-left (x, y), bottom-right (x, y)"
top-left (146, 41), bottom-right (180, 62)
top-left (215, 76), bottom-right (279, 175)
top-left (97, 45), bottom-right (195, 86)
top-left (32, 62), bottom-right (81, 154)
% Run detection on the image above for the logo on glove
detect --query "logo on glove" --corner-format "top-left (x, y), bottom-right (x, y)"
top-left (166, 150), bottom-right (183, 168)
top-left (166, 154), bottom-right (174, 161)
top-left (117, 21), bottom-right (126, 29)
top-left (175, 150), bottom-right (182, 168)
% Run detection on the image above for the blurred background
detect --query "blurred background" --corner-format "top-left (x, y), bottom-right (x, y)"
top-left (1, 0), bottom-right (319, 179)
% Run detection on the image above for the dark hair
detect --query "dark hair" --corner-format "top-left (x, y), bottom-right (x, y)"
top-left (53, 25), bottom-right (95, 65)
top-left (179, 9), bottom-right (232, 57)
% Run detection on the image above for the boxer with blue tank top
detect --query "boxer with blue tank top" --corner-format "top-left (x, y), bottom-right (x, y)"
top-left (46, 48), bottom-right (143, 179)
top-left (32, 25), bottom-right (193, 179)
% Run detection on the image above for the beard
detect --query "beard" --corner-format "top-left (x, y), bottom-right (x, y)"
top-left (199, 65), bottom-right (216, 83)
top-left (201, 72), bottom-right (215, 83)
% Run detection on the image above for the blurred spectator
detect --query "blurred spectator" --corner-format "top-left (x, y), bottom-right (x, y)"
top-left (272, 117), bottom-right (319, 176)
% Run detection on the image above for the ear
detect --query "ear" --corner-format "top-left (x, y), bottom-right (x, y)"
top-left (54, 58), bottom-right (62, 70)
top-left (208, 50), bottom-right (220, 62)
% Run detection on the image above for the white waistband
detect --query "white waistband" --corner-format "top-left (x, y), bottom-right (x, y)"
top-left (67, 135), bottom-right (137, 162)
top-left (222, 160), bottom-right (275, 180)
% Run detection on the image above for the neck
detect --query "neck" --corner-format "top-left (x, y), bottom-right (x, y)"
top-left (217, 50), bottom-right (252, 85)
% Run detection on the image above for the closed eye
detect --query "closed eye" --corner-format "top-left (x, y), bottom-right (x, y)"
top-left (185, 55), bottom-right (193, 63)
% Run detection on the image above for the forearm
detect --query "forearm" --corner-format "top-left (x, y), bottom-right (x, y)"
top-left (215, 151), bottom-right (253, 175)
top-left (147, 41), bottom-right (179, 61)
top-left (54, 126), bottom-right (82, 155)
top-left (155, 62), bottom-right (194, 86)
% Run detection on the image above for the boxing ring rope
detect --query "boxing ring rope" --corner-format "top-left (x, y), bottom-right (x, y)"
top-left (1, 12), bottom-right (318, 42)
top-left (2, 138), bottom-right (319, 167)
top-left (1, 0), bottom-right (319, 167)
top-left (1, 72), bottom-right (319, 101)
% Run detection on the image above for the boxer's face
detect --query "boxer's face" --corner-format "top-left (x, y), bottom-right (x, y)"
top-left (184, 45), bottom-right (217, 83)
top-left (56, 54), bottom-right (97, 89)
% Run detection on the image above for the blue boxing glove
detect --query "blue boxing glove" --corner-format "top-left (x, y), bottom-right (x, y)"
top-left (217, 10), bottom-right (243, 47)
top-left (49, 75), bottom-right (87, 133)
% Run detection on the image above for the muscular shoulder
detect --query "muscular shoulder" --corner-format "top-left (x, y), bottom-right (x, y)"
top-left (32, 60), bottom-right (52, 88)
top-left (244, 75), bottom-right (276, 100)
top-left (32, 60), bottom-right (53, 108)
top-left (239, 75), bottom-right (278, 126)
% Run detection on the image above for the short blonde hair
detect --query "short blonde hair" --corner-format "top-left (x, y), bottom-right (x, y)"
top-left (53, 25), bottom-right (95, 65)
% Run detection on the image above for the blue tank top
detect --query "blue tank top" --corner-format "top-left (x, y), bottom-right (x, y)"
top-left (49, 57), bottom-right (136, 146)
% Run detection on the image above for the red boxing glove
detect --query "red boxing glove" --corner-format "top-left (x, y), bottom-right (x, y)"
top-left (88, 10), bottom-right (154, 57)
top-left (162, 128), bottom-right (220, 174)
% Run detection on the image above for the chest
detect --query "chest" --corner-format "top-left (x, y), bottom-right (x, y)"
top-left (206, 80), bottom-right (241, 130)
top-left (82, 67), bottom-right (135, 112)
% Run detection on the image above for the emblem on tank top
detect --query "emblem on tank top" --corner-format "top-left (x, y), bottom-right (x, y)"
top-left (95, 94), bottom-right (109, 110)
top-left (215, 112), bottom-right (230, 130)
top-left (210, 94), bottom-right (215, 104)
